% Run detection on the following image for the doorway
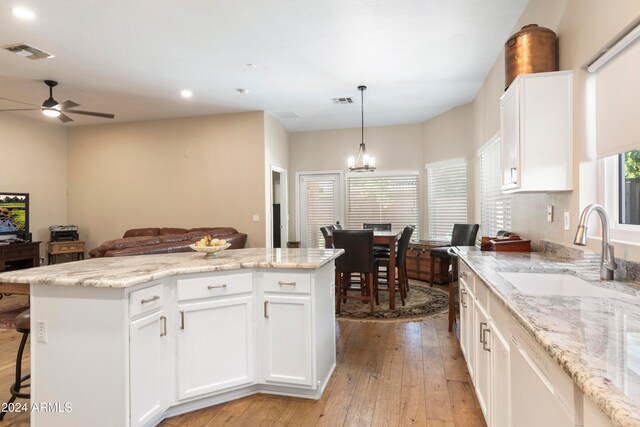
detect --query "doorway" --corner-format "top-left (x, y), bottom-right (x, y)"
top-left (270, 167), bottom-right (288, 248)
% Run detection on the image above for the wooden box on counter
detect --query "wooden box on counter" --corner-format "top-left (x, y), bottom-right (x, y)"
top-left (406, 240), bottom-right (450, 284)
top-left (484, 238), bottom-right (531, 252)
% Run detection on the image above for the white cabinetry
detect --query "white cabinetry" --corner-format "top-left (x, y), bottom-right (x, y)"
top-left (500, 71), bottom-right (573, 193)
top-left (176, 272), bottom-right (255, 400)
top-left (458, 261), bottom-right (510, 427)
top-left (130, 310), bottom-right (169, 427)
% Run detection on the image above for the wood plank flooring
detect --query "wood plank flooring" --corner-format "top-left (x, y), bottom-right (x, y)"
top-left (0, 290), bottom-right (485, 427)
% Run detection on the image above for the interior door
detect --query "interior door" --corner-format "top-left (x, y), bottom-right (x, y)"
top-left (298, 173), bottom-right (341, 248)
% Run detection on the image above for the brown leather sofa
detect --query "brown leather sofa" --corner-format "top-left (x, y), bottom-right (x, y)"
top-left (89, 227), bottom-right (247, 258)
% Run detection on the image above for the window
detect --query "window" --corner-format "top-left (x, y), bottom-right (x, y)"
top-left (426, 160), bottom-right (467, 240)
top-left (346, 173), bottom-right (419, 237)
top-left (479, 135), bottom-right (511, 237)
top-left (619, 149), bottom-right (640, 226)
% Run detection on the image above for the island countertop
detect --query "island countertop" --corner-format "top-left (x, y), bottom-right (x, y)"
top-left (0, 248), bottom-right (344, 289)
top-left (456, 247), bottom-right (640, 427)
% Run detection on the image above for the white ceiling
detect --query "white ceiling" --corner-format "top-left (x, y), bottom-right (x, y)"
top-left (0, 0), bottom-right (528, 131)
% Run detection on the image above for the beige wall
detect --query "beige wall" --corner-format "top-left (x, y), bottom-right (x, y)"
top-left (264, 113), bottom-right (290, 246)
top-left (289, 124), bottom-right (424, 238)
top-left (67, 112), bottom-right (266, 251)
top-left (422, 103), bottom-right (475, 224)
top-left (0, 114), bottom-right (68, 254)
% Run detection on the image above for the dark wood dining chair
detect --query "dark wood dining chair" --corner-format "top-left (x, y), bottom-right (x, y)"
top-left (320, 226), bottom-right (335, 249)
top-left (377, 225), bottom-right (415, 306)
top-left (333, 230), bottom-right (377, 315)
top-left (430, 224), bottom-right (479, 286)
top-left (363, 223), bottom-right (392, 257)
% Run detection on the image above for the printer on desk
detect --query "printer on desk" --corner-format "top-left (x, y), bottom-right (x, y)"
top-left (49, 225), bottom-right (79, 242)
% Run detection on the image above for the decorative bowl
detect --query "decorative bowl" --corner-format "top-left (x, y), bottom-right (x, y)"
top-left (189, 243), bottom-right (231, 258)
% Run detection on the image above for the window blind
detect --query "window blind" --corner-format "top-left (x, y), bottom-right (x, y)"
top-left (426, 161), bottom-right (468, 240)
top-left (346, 174), bottom-right (419, 238)
top-left (479, 137), bottom-right (511, 237)
top-left (589, 23), bottom-right (640, 158)
top-left (304, 179), bottom-right (336, 249)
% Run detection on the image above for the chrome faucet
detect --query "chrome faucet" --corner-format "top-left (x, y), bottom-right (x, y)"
top-left (573, 204), bottom-right (617, 280)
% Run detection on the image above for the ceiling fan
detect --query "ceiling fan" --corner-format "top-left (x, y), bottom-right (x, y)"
top-left (0, 80), bottom-right (115, 123)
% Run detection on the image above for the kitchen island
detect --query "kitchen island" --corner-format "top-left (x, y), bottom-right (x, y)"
top-left (455, 244), bottom-right (640, 427)
top-left (0, 248), bottom-right (343, 427)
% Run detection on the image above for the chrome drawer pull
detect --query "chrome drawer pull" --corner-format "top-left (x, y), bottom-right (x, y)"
top-left (482, 328), bottom-right (491, 352)
top-left (207, 284), bottom-right (227, 290)
top-left (460, 271), bottom-right (468, 277)
top-left (140, 295), bottom-right (160, 304)
top-left (264, 300), bottom-right (269, 318)
top-left (480, 322), bottom-right (487, 344)
top-left (180, 310), bottom-right (185, 330)
top-left (278, 280), bottom-right (296, 286)
top-left (160, 316), bottom-right (167, 337)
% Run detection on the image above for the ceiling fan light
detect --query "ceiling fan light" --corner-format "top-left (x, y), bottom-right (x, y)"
top-left (42, 107), bottom-right (61, 118)
top-left (11, 6), bottom-right (35, 20)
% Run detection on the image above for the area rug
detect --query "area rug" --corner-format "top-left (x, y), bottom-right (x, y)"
top-left (0, 297), bottom-right (29, 330)
top-left (336, 280), bottom-right (449, 322)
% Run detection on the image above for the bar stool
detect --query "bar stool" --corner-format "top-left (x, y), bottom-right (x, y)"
top-left (0, 309), bottom-right (30, 421)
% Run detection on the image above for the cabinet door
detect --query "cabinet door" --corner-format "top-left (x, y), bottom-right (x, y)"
top-left (489, 320), bottom-right (510, 427)
top-left (473, 299), bottom-right (491, 420)
top-left (459, 282), bottom-right (475, 380)
top-left (177, 296), bottom-right (255, 400)
top-left (130, 310), bottom-right (168, 427)
top-left (500, 84), bottom-right (520, 189)
top-left (262, 294), bottom-right (313, 386)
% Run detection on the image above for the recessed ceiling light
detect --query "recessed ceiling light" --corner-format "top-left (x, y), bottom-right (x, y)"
top-left (180, 89), bottom-right (193, 98)
top-left (236, 88), bottom-right (249, 95)
top-left (11, 6), bottom-right (35, 21)
top-left (246, 63), bottom-right (257, 69)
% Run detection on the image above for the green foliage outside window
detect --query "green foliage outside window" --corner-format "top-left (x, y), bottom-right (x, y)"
top-left (624, 149), bottom-right (640, 178)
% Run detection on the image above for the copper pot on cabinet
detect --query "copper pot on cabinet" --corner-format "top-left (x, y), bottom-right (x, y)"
top-left (505, 24), bottom-right (558, 90)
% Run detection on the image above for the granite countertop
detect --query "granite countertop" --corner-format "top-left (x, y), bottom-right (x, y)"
top-left (0, 248), bottom-right (344, 289)
top-left (456, 247), bottom-right (640, 427)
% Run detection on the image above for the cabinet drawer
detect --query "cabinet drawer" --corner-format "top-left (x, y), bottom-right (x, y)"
top-left (177, 273), bottom-right (252, 301)
top-left (50, 242), bottom-right (84, 254)
top-left (475, 278), bottom-right (489, 309)
top-left (130, 284), bottom-right (164, 318)
top-left (458, 261), bottom-right (474, 291)
top-left (263, 272), bottom-right (311, 294)
top-left (3, 246), bottom-right (37, 260)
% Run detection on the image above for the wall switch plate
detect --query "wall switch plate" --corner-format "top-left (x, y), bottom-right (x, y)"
top-left (547, 205), bottom-right (554, 222)
top-left (564, 212), bottom-right (571, 231)
top-left (37, 321), bottom-right (47, 343)
top-left (252, 214), bottom-right (260, 223)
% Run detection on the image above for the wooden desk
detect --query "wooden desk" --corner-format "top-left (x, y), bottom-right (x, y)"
top-left (0, 241), bottom-right (41, 273)
top-left (326, 230), bottom-right (402, 310)
top-left (406, 240), bottom-right (450, 283)
top-left (48, 241), bottom-right (85, 265)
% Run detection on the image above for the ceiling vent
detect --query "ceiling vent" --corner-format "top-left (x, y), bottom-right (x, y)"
top-left (274, 111), bottom-right (299, 119)
top-left (332, 97), bottom-right (353, 105)
top-left (2, 43), bottom-right (54, 60)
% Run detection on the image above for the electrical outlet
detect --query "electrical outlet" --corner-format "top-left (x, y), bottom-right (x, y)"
top-left (547, 205), bottom-right (554, 222)
top-left (564, 212), bottom-right (571, 231)
top-left (37, 321), bottom-right (47, 343)
top-left (252, 214), bottom-right (260, 223)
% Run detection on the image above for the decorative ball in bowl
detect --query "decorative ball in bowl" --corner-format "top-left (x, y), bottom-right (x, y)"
top-left (189, 237), bottom-right (231, 258)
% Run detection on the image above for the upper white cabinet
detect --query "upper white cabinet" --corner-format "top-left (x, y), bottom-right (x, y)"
top-left (500, 71), bottom-right (573, 193)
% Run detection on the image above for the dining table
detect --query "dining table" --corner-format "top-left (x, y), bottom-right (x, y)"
top-left (325, 229), bottom-right (402, 310)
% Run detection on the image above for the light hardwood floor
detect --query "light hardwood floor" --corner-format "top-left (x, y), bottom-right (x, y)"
top-left (0, 291), bottom-right (485, 427)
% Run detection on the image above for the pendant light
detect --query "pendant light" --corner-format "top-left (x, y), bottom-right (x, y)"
top-left (347, 85), bottom-right (376, 172)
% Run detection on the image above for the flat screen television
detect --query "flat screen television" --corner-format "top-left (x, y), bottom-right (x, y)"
top-left (0, 192), bottom-right (29, 236)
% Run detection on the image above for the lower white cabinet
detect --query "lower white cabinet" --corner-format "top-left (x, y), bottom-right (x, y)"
top-left (130, 310), bottom-right (170, 427)
top-left (473, 298), bottom-right (491, 419)
top-left (177, 295), bottom-right (255, 400)
top-left (261, 294), bottom-right (313, 386)
top-left (488, 319), bottom-right (510, 427)
top-left (459, 279), bottom-right (475, 379)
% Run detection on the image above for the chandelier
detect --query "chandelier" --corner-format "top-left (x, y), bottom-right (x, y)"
top-left (347, 85), bottom-right (376, 172)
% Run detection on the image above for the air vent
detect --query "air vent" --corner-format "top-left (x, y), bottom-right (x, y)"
top-left (332, 97), bottom-right (353, 105)
top-left (274, 111), bottom-right (299, 119)
top-left (2, 43), bottom-right (54, 60)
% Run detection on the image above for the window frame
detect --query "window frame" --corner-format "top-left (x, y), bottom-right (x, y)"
top-left (600, 155), bottom-right (640, 244)
top-left (425, 158), bottom-right (468, 241)
top-left (478, 133), bottom-right (512, 238)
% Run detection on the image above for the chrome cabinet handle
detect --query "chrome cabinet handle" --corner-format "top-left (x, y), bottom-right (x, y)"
top-left (510, 167), bottom-right (517, 184)
top-left (482, 328), bottom-right (491, 352)
top-left (141, 295), bottom-right (160, 304)
top-left (460, 271), bottom-right (468, 278)
top-left (207, 284), bottom-right (227, 290)
top-left (160, 315), bottom-right (167, 336)
top-left (180, 310), bottom-right (185, 330)
top-left (278, 280), bottom-right (296, 286)
top-left (460, 289), bottom-right (467, 308)
top-left (480, 322), bottom-right (487, 344)
top-left (264, 300), bottom-right (269, 318)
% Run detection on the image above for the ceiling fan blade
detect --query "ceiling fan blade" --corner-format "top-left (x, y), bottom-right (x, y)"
top-left (0, 108), bottom-right (39, 112)
top-left (58, 113), bottom-right (73, 123)
top-left (0, 96), bottom-right (40, 108)
top-left (58, 100), bottom-right (80, 109)
top-left (66, 109), bottom-right (115, 119)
